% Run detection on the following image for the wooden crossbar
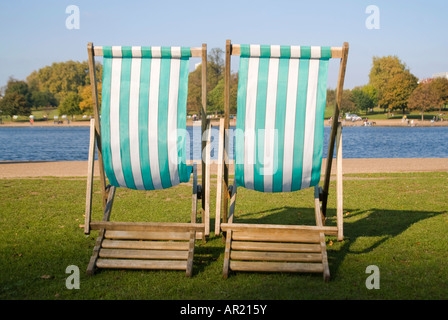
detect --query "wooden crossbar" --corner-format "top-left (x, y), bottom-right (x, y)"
top-left (96, 259), bottom-right (188, 271)
top-left (93, 46), bottom-right (205, 57)
top-left (90, 221), bottom-right (205, 232)
top-left (229, 44), bottom-right (344, 58)
top-left (221, 223), bottom-right (338, 235)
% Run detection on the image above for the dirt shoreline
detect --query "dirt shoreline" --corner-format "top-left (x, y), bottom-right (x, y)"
top-left (0, 158), bottom-right (446, 179)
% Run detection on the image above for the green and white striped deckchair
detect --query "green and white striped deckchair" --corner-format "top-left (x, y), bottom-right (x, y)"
top-left (100, 46), bottom-right (192, 191)
top-left (234, 44), bottom-right (331, 193)
top-left (84, 43), bottom-right (208, 277)
top-left (219, 40), bottom-right (349, 281)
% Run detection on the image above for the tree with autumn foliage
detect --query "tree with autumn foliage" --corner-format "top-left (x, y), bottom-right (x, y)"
top-left (408, 81), bottom-right (444, 120)
top-left (429, 77), bottom-right (448, 110)
top-left (381, 71), bottom-right (418, 114)
top-left (368, 55), bottom-right (418, 113)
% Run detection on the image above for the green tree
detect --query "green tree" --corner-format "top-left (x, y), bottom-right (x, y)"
top-left (0, 78), bottom-right (32, 117)
top-left (59, 92), bottom-right (82, 118)
top-left (31, 90), bottom-right (58, 108)
top-left (27, 60), bottom-right (102, 103)
top-left (187, 64), bottom-right (203, 114)
top-left (351, 86), bottom-right (374, 114)
top-left (361, 84), bottom-right (378, 107)
top-left (187, 48), bottom-right (226, 115)
top-left (207, 73), bottom-right (238, 115)
top-left (326, 88), bottom-right (356, 115)
top-left (0, 92), bottom-right (30, 118)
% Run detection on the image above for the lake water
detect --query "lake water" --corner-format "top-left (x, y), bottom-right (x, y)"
top-left (0, 125), bottom-right (447, 162)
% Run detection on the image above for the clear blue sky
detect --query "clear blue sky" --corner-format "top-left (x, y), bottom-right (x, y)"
top-left (1, 0), bottom-right (447, 90)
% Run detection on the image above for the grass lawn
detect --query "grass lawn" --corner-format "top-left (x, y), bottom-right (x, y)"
top-left (0, 172), bottom-right (447, 301)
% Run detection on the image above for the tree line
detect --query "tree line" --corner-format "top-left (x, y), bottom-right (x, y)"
top-left (0, 60), bottom-right (102, 119)
top-left (329, 56), bottom-right (448, 119)
top-left (1, 51), bottom-right (447, 120)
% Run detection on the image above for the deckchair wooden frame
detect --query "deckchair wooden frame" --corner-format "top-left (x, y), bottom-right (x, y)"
top-left (218, 40), bottom-right (349, 281)
top-left (84, 43), bottom-right (209, 277)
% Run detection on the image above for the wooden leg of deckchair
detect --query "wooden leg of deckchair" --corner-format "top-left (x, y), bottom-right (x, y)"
top-left (222, 229), bottom-right (233, 279)
top-left (204, 120), bottom-right (212, 237)
top-left (315, 187), bottom-right (330, 282)
top-left (191, 163), bottom-right (204, 243)
top-left (185, 230), bottom-right (196, 277)
top-left (336, 123), bottom-right (344, 241)
top-left (84, 119), bottom-right (96, 235)
top-left (222, 180), bottom-right (237, 279)
top-left (87, 186), bottom-right (116, 276)
top-left (215, 118), bottom-right (225, 236)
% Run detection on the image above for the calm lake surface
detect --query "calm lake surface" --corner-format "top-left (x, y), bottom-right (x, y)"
top-left (0, 126), bottom-right (447, 162)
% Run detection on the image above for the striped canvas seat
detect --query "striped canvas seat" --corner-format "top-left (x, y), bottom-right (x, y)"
top-left (220, 40), bottom-right (348, 281)
top-left (101, 46), bottom-right (192, 190)
top-left (235, 44), bottom-right (330, 193)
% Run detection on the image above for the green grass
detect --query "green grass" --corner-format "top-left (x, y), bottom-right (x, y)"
top-left (0, 172), bottom-right (447, 300)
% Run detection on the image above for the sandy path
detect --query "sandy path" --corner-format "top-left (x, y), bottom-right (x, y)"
top-left (0, 158), bottom-right (446, 179)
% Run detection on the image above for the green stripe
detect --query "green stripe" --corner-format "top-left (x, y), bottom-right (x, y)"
top-left (100, 50), bottom-right (119, 187)
top-left (121, 46), bottom-right (132, 58)
top-left (320, 47), bottom-right (332, 60)
top-left (177, 57), bottom-right (191, 183)
top-left (119, 48), bottom-right (136, 189)
top-left (280, 45), bottom-right (291, 58)
top-left (240, 44), bottom-right (251, 57)
top-left (138, 57), bottom-right (154, 190)
top-left (161, 47), bottom-right (172, 58)
top-left (235, 55), bottom-right (249, 188)
top-left (181, 47), bottom-right (191, 58)
top-left (141, 47), bottom-right (151, 57)
top-left (300, 46), bottom-right (311, 59)
top-left (272, 57), bottom-right (289, 192)
top-left (310, 59), bottom-right (329, 187)
top-left (253, 51), bottom-right (270, 192)
top-left (291, 59), bottom-right (309, 191)
top-left (158, 57), bottom-right (172, 189)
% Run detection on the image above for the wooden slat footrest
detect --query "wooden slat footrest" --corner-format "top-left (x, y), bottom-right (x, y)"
top-left (230, 261), bottom-right (324, 273)
top-left (97, 259), bottom-right (188, 270)
top-left (222, 223), bottom-right (331, 281)
top-left (89, 221), bottom-right (203, 277)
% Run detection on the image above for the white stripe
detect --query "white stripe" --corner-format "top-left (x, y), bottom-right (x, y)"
top-left (311, 46), bottom-right (321, 59)
top-left (167, 56), bottom-right (181, 186)
top-left (282, 58), bottom-right (300, 192)
top-left (270, 45), bottom-right (281, 58)
top-left (171, 46), bottom-right (181, 58)
top-left (290, 46), bottom-right (301, 58)
top-left (250, 44), bottom-right (261, 57)
top-left (262, 57), bottom-right (279, 192)
top-left (301, 59), bottom-right (320, 189)
top-left (148, 58), bottom-right (163, 189)
top-left (244, 51), bottom-right (259, 190)
top-left (152, 46), bottom-right (162, 58)
top-left (129, 51), bottom-right (144, 190)
top-left (110, 51), bottom-right (127, 187)
top-left (131, 46), bottom-right (142, 58)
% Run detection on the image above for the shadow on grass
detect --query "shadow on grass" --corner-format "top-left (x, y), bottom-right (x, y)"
top-left (227, 205), bottom-right (443, 279)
